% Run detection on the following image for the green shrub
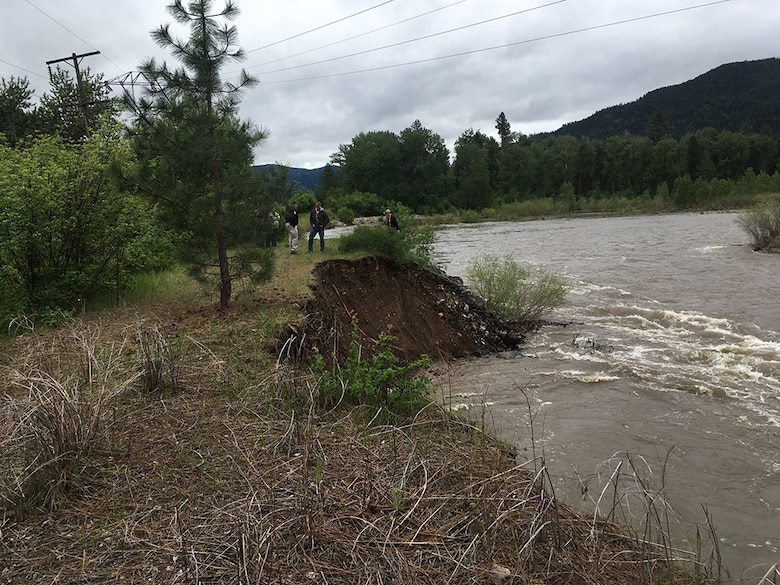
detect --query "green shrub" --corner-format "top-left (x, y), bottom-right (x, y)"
top-left (460, 209), bottom-right (481, 223)
top-left (737, 196), bottom-right (780, 251)
top-left (337, 204), bottom-right (435, 266)
top-left (293, 191), bottom-right (317, 215)
top-left (312, 323), bottom-right (432, 420)
top-left (465, 254), bottom-right (569, 323)
top-left (0, 130), bottom-right (178, 326)
top-left (326, 190), bottom-right (385, 217)
top-left (336, 206), bottom-right (355, 225)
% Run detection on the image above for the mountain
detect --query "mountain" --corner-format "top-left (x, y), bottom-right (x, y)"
top-left (549, 57), bottom-right (780, 140)
top-left (253, 164), bottom-right (333, 192)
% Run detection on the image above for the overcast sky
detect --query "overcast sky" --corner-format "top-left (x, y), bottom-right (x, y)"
top-left (2, 0), bottom-right (778, 168)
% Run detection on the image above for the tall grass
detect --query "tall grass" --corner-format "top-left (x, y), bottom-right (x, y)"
top-left (122, 266), bottom-right (198, 304)
top-left (1, 325), bottom-right (140, 513)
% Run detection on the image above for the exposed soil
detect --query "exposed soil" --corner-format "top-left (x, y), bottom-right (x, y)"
top-left (280, 256), bottom-right (526, 367)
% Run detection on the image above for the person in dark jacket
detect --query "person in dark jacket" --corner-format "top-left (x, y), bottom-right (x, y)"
top-left (308, 201), bottom-right (330, 252)
top-left (384, 208), bottom-right (399, 231)
top-left (285, 201), bottom-right (299, 254)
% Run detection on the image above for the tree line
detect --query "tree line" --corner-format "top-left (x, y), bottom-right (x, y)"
top-left (322, 112), bottom-right (780, 217)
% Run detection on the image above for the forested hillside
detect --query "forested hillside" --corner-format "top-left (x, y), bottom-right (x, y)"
top-left (552, 57), bottom-right (780, 139)
top-left (254, 164), bottom-right (329, 192)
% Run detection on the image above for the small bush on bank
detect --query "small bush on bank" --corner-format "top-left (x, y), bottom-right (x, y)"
top-left (466, 254), bottom-right (569, 323)
top-left (337, 204), bottom-right (435, 266)
top-left (737, 195), bottom-right (780, 251)
top-left (336, 207), bottom-right (355, 225)
top-left (312, 323), bottom-right (432, 420)
top-left (460, 209), bottom-right (481, 223)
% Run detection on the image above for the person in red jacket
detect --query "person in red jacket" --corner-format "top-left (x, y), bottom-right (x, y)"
top-left (384, 208), bottom-right (399, 231)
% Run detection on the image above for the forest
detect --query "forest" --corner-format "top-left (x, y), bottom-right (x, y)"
top-left (2, 55), bottom-right (780, 325)
top-left (292, 59), bottom-right (780, 221)
top-left (314, 112), bottom-right (780, 221)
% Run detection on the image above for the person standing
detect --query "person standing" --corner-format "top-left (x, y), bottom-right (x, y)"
top-left (285, 200), bottom-right (299, 254)
top-left (308, 201), bottom-right (329, 252)
top-left (384, 208), bottom-right (399, 231)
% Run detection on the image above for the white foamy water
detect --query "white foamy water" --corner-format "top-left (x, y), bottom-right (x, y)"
top-left (550, 300), bottom-right (780, 426)
top-left (432, 212), bottom-right (780, 583)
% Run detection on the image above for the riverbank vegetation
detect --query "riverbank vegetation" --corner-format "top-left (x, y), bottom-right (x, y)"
top-left (737, 195), bottom-right (780, 251)
top-left (1, 247), bottom-right (727, 584)
top-left (465, 254), bottom-right (569, 323)
top-left (4, 71), bottom-right (780, 327)
top-left (321, 113), bottom-right (780, 220)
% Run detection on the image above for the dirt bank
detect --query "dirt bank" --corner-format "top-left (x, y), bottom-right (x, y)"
top-left (280, 256), bottom-right (525, 366)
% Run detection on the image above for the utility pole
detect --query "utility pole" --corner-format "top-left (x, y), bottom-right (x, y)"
top-left (45, 50), bottom-right (100, 137)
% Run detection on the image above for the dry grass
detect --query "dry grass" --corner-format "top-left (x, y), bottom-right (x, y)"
top-left (0, 387), bottom-right (712, 584)
top-left (0, 249), bottom-right (721, 584)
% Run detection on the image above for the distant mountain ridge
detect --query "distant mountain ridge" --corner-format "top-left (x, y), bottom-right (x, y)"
top-left (253, 164), bottom-right (331, 192)
top-left (550, 57), bottom-right (780, 139)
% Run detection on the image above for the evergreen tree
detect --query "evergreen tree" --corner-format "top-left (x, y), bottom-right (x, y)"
top-left (647, 109), bottom-right (670, 144)
top-left (316, 163), bottom-right (339, 198)
top-left (0, 77), bottom-right (36, 146)
top-left (262, 163), bottom-right (295, 204)
top-left (495, 111), bottom-right (511, 148)
top-left (38, 67), bottom-right (114, 142)
top-left (124, 0), bottom-right (270, 309)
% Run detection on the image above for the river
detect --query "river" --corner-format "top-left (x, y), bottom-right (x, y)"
top-left (429, 212), bottom-right (779, 583)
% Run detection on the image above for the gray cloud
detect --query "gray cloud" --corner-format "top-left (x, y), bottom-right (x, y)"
top-left (2, 0), bottom-right (777, 168)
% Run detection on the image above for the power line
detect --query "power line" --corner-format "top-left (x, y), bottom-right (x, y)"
top-left (260, 0), bottom-right (734, 84)
top-left (246, 0), bottom-right (394, 53)
top-left (255, 0), bottom-right (566, 76)
top-left (0, 58), bottom-right (48, 80)
top-left (247, 0), bottom-right (468, 70)
top-left (22, 0), bottom-right (124, 73)
top-left (24, 0), bottom-right (98, 51)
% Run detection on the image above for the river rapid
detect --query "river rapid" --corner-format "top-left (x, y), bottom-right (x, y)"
top-left (430, 212), bottom-right (779, 583)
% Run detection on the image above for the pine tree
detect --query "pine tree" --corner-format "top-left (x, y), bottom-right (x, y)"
top-left (646, 109), bottom-right (670, 144)
top-left (124, 0), bottom-right (271, 308)
top-left (495, 112), bottom-right (511, 148)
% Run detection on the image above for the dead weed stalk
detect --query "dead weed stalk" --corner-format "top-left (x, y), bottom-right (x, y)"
top-left (136, 322), bottom-right (179, 393)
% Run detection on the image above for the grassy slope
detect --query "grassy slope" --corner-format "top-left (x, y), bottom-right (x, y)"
top-left (0, 247), bottom-right (716, 584)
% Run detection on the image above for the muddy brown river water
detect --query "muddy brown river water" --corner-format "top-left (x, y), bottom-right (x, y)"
top-left (429, 212), bottom-right (779, 583)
